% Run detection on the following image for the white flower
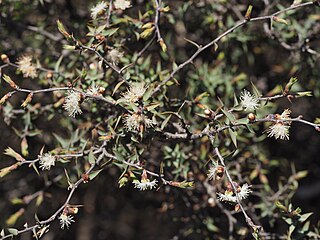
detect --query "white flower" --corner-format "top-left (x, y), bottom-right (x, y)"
top-left (217, 183), bottom-right (252, 203)
top-left (123, 113), bottom-right (155, 132)
top-left (91, 1), bottom-right (108, 19)
top-left (107, 49), bottom-right (124, 65)
top-left (238, 183), bottom-right (252, 200)
top-left (63, 91), bottom-right (82, 117)
top-left (280, 108), bottom-right (291, 119)
top-left (145, 117), bottom-right (156, 128)
top-left (124, 113), bottom-right (141, 132)
top-left (267, 122), bottom-right (290, 140)
top-left (122, 82), bottom-right (147, 103)
top-left (16, 56), bottom-right (37, 78)
top-left (207, 162), bottom-right (224, 181)
top-left (134, 179), bottom-right (158, 191)
top-left (114, 0), bottom-right (131, 10)
top-left (87, 85), bottom-right (100, 96)
top-left (39, 153), bottom-right (56, 170)
top-left (59, 214), bottom-right (75, 229)
top-left (240, 90), bottom-right (259, 111)
top-left (217, 191), bottom-right (237, 203)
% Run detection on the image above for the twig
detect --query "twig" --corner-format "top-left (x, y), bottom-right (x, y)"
top-left (215, 147), bottom-right (263, 234)
top-left (153, 0), bottom-right (163, 42)
top-left (5, 86), bottom-right (115, 105)
top-left (106, 0), bottom-right (113, 27)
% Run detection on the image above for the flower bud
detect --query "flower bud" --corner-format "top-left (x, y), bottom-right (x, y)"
top-left (46, 71), bottom-right (53, 79)
top-left (1, 54), bottom-right (9, 63)
top-left (247, 113), bottom-right (256, 122)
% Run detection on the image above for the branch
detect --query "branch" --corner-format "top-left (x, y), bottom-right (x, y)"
top-left (0, 143), bottom-right (107, 240)
top-left (153, 0), bottom-right (163, 42)
top-left (215, 147), bottom-right (263, 234)
top-left (151, 1), bottom-right (315, 96)
top-left (4, 86), bottom-right (115, 106)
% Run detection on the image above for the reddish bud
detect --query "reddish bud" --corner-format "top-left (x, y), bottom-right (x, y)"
top-left (248, 113), bottom-right (256, 122)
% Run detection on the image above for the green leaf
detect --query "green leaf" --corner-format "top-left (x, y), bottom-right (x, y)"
top-left (4, 147), bottom-right (24, 162)
top-left (118, 176), bottom-right (128, 188)
top-left (103, 27), bottom-right (119, 37)
top-left (296, 91), bottom-right (312, 97)
top-left (31, 162), bottom-right (40, 176)
top-left (6, 209), bottom-right (25, 226)
top-left (288, 224), bottom-right (295, 237)
top-left (7, 228), bottom-right (18, 235)
top-left (54, 55), bottom-right (64, 72)
top-left (302, 221), bottom-right (310, 232)
top-left (10, 198), bottom-right (24, 205)
top-left (88, 150), bottom-right (96, 165)
top-left (221, 108), bottom-right (235, 122)
top-left (299, 212), bottom-right (313, 222)
top-left (95, 24), bottom-right (107, 34)
top-left (275, 201), bottom-right (287, 211)
top-left (251, 82), bottom-right (261, 97)
top-left (233, 93), bottom-right (239, 106)
top-left (113, 149), bottom-right (125, 162)
top-left (89, 169), bottom-right (103, 180)
top-left (161, 114), bottom-right (172, 130)
top-left (113, 80), bottom-right (125, 96)
top-left (35, 194), bottom-right (44, 207)
top-left (228, 128), bottom-right (237, 147)
top-left (53, 133), bottom-right (69, 148)
top-left (146, 102), bottom-right (160, 111)
top-left (295, 170), bottom-right (308, 180)
top-left (21, 137), bottom-right (29, 157)
top-left (234, 118), bottom-right (248, 125)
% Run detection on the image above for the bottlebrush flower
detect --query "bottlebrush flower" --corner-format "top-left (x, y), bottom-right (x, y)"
top-left (217, 183), bottom-right (252, 203)
top-left (90, 1), bottom-right (108, 19)
top-left (134, 169), bottom-right (158, 190)
top-left (267, 122), bottom-right (290, 140)
top-left (39, 153), bottom-right (56, 170)
top-left (114, 0), bottom-right (131, 10)
top-left (63, 91), bottom-right (82, 117)
top-left (134, 179), bottom-right (158, 190)
top-left (16, 55), bottom-right (37, 78)
top-left (122, 82), bottom-right (147, 103)
top-left (240, 90), bottom-right (259, 111)
top-left (207, 161), bottom-right (224, 181)
top-left (107, 48), bottom-right (124, 65)
top-left (59, 213), bottom-right (75, 229)
top-left (123, 113), bottom-right (155, 132)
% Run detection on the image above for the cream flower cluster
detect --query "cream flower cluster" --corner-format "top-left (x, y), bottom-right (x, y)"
top-left (217, 183), bottom-right (252, 203)
top-left (59, 213), bottom-right (75, 229)
top-left (114, 0), bottom-right (131, 10)
top-left (134, 170), bottom-right (158, 191)
top-left (122, 82), bottom-right (147, 103)
top-left (16, 56), bottom-right (37, 78)
top-left (124, 113), bottom-right (155, 132)
top-left (207, 161), bottom-right (224, 181)
top-left (63, 91), bottom-right (82, 117)
top-left (107, 48), bottom-right (124, 65)
top-left (240, 90), bottom-right (259, 111)
top-left (134, 179), bottom-right (158, 191)
top-left (267, 109), bottom-right (291, 140)
top-left (39, 153), bottom-right (56, 170)
top-left (90, 1), bottom-right (108, 19)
